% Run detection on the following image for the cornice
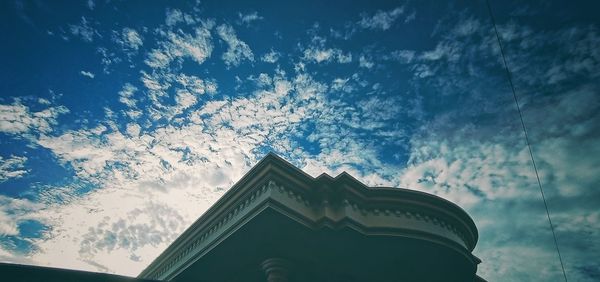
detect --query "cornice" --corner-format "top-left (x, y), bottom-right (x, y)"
top-left (139, 153), bottom-right (480, 280)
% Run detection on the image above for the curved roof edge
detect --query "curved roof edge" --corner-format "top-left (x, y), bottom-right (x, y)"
top-left (139, 153), bottom-right (480, 280)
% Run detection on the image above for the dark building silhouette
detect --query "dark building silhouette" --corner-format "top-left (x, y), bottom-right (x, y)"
top-left (0, 262), bottom-right (156, 282)
top-left (139, 153), bottom-right (485, 282)
top-left (1, 153), bottom-right (485, 281)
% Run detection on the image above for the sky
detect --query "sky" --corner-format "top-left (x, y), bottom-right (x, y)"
top-left (0, 0), bottom-right (599, 280)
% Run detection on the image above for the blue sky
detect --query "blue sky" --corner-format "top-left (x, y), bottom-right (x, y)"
top-left (1, 0), bottom-right (599, 280)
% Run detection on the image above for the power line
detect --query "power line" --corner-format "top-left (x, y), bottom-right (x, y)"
top-left (485, 0), bottom-right (569, 281)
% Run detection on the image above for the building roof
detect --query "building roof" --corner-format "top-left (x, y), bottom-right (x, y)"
top-left (139, 153), bottom-right (481, 281)
top-left (0, 262), bottom-right (157, 282)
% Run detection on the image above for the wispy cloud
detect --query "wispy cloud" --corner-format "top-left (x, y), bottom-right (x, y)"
top-left (358, 55), bottom-right (374, 68)
top-left (0, 99), bottom-right (69, 136)
top-left (175, 73), bottom-right (217, 96)
top-left (2, 2), bottom-right (599, 281)
top-left (69, 16), bottom-right (97, 42)
top-left (114, 28), bottom-right (143, 52)
top-left (420, 42), bottom-right (461, 61)
top-left (145, 20), bottom-right (214, 69)
top-left (358, 7), bottom-right (406, 30)
top-left (261, 49), bottom-right (280, 63)
top-left (303, 47), bottom-right (351, 64)
top-left (0, 155), bottom-right (29, 182)
top-left (23, 69), bottom-right (328, 274)
top-left (386, 50), bottom-right (415, 64)
top-left (238, 11), bottom-right (263, 25)
top-left (118, 83), bottom-right (138, 109)
top-left (87, 0), bottom-right (95, 10)
top-left (80, 71), bottom-right (95, 79)
top-left (381, 12), bottom-right (600, 280)
top-left (302, 36), bottom-right (351, 64)
top-left (217, 24), bottom-right (254, 67)
top-left (0, 195), bottom-right (43, 237)
top-left (404, 10), bottom-right (416, 24)
top-left (165, 8), bottom-right (196, 26)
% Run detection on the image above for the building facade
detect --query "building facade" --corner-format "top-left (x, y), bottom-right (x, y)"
top-left (139, 153), bottom-right (484, 282)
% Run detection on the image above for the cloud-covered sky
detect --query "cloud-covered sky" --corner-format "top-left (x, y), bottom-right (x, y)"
top-left (1, 0), bottom-right (599, 280)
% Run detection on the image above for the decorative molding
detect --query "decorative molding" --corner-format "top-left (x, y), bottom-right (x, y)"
top-left (148, 180), bottom-right (275, 280)
top-left (139, 154), bottom-right (480, 280)
top-left (146, 180), bottom-right (476, 280)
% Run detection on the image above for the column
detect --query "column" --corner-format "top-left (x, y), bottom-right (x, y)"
top-left (261, 258), bottom-right (290, 282)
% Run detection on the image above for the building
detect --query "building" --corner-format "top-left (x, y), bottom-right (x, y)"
top-left (139, 153), bottom-right (484, 282)
top-left (1, 153), bottom-right (485, 281)
top-left (0, 262), bottom-right (156, 282)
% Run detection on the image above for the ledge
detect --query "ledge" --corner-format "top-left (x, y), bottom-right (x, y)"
top-left (138, 153), bottom-right (480, 280)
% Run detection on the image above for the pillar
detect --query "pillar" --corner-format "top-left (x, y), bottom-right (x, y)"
top-left (261, 258), bottom-right (291, 282)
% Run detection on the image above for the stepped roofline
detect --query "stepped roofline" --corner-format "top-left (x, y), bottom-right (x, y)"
top-left (139, 153), bottom-right (480, 281)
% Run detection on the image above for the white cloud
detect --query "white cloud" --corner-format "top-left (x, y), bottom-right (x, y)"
top-left (252, 73), bottom-right (272, 87)
top-left (303, 47), bottom-right (352, 64)
top-left (125, 123), bottom-right (141, 137)
top-left (238, 12), bottom-right (263, 25)
top-left (337, 52), bottom-right (352, 63)
top-left (304, 48), bottom-right (332, 63)
top-left (476, 233), bottom-right (568, 280)
top-left (384, 55), bottom-right (600, 281)
top-left (261, 49), bottom-right (280, 63)
top-left (145, 21), bottom-right (214, 69)
top-left (0, 69), bottom-right (296, 270)
top-left (301, 35), bottom-right (351, 64)
top-left (0, 244), bottom-right (36, 264)
top-left (397, 137), bottom-right (535, 207)
top-left (330, 78), bottom-right (352, 93)
top-left (80, 71), bottom-right (95, 79)
top-left (387, 50), bottom-right (415, 64)
top-left (28, 178), bottom-right (218, 274)
top-left (69, 17), bottom-right (97, 42)
top-left (37, 98), bottom-right (51, 105)
top-left (125, 110), bottom-right (142, 120)
top-left (0, 195), bottom-right (43, 236)
top-left (37, 131), bottom-right (116, 180)
top-left (404, 10), bottom-right (416, 24)
top-left (304, 18), bottom-right (600, 279)
top-left (0, 155), bottom-right (29, 182)
top-left (378, 84), bottom-right (600, 279)
top-left (12, 69), bottom-right (340, 274)
top-left (0, 100), bottom-right (69, 136)
top-left (115, 28), bottom-right (143, 51)
top-left (303, 48), bottom-right (334, 63)
top-left (358, 7), bottom-right (405, 30)
top-left (501, 24), bottom-right (600, 87)
top-left (118, 83), bottom-right (138, 108)
top-left (165, 8), bottom-right (196, 26)
top-left (358, 55), bottom-right (374, 68)
top-left (173, 90), bottom-right (197, 113)
top-left (3, 7), bottom-right (599, 281)
top-left (216, 24), bottom-right (254, 67)
top-left (131, 71), bottom-right (218, 122)
top-left (166, 26), bottom-right (213, 65)
top-left (453, 17), bottom-right (480, 36)
top-left (518, 85), bottom-right (600, 198)
top-left (165, 8), bottom-right (184, 26)
top-left (420, 42), bottom-right (460, 61)
top-left (145, 50), bottom-right (171, 69)
top-left (175, 74), bottom-right (217, 96)
top-left (97, 47), bottom-right (122, 74)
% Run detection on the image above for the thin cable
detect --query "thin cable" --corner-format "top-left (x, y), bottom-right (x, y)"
top-left (485, 0), bottom-right (568, 281)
